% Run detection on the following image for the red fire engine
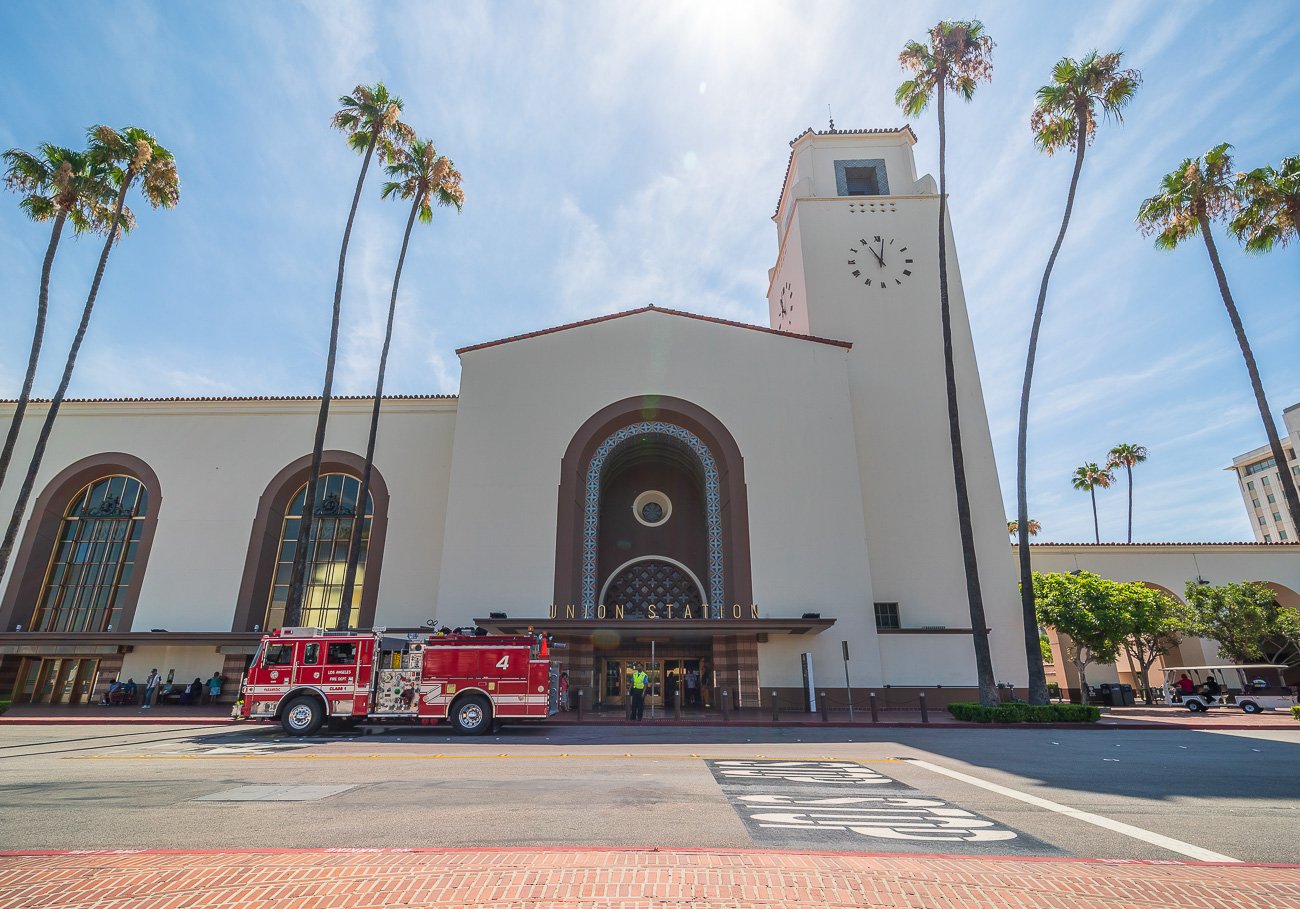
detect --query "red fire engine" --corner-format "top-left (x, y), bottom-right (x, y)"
top-left (235, 627), bottom-right (558, 735)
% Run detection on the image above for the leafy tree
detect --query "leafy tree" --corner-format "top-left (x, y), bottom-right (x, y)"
top-left (1106, 443), bottom-right (1148, 544)
top-left (1033, 571), bottom-right (1132, 704)
top-left (1137, 144), bottom-right (1300, 537)
top-left (1008, 519), bottom-right (1041, 537)
top-left (897, 19), bottom-right (998, 708)
top-left (1118, 584), bottom-right (1192, 703)
top-left (0, 145), bottom-right (121, 497)
top-left (1232, 154), bottom-right (1299, 253)
top-left (1186, 581), bottom-right (1300, 668)
top-left (284, 83), bottom-right (415, 627)
top-left (1071, 462), bottom-right (1113, 543)
top-left (0, 127), bottom-right (176, 580)
top-left (336, 139), bottom-right (464, 629)
top-left (1015, 51), bottom-right (1140, 706)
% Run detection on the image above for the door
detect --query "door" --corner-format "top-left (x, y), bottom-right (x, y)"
top-left (601, 659), bottom-right (624, 706)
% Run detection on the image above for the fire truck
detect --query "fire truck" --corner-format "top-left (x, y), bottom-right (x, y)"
top-left (234, 627), bottom-right (559, 736)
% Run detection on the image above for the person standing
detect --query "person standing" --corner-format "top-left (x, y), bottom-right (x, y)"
top-left (206, 672), bottom-right (223, 705)
top-left (142, 668), bottom-right (161, 710)
top-left (685, 669), bottom-right (699, 707)
top-left (630, 663), bottom-right (648, 721)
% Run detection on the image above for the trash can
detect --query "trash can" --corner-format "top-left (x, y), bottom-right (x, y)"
top-left (1120, 684), bottom-right (1136, 707)
top-left (1098, 683), bottom-right (1123, 707)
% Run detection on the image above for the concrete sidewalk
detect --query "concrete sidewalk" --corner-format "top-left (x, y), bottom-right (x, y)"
top-left (1, 701), bottom-right (1295, 729)
top-left (0, 847), bottom-right (1295, 909)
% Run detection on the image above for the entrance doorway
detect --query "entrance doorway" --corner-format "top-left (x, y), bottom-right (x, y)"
top-left (596, 651), bottom-right (713, 711)
top-left (12, 658), bottom-right (100, 705)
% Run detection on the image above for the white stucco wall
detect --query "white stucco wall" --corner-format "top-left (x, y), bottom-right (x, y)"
top-left (0, 397), bottom-right (456, 632)
top-left (770, 134), bottom-right (1024, 687)
top-left (440, 309), bottom-right (887, 687)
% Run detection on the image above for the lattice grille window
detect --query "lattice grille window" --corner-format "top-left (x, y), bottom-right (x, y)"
top-left (603, 559), bottom-right (704, 616)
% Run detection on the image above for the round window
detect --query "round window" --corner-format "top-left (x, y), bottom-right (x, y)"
top-left (632, 490), bottom-right (672, 527)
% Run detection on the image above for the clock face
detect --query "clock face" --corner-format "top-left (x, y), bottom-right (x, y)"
top-left (847, 234), bottom-right (914, 292)
top-left (776, 281), bottom-right (796, 330)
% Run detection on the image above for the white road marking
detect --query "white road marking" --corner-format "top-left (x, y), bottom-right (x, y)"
top-left (904, 758), bottom-right (1239, 863)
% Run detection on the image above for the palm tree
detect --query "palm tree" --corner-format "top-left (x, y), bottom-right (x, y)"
top-left (1233, 155), bottom-right (1299, 253)
top-left (1015, 51), bottom-right (1140, 705)
top-left (0, 127), bottom-right (177, 580)
top-left (1071, 462), bottom-right (1113, 544)
top-left (897, 19), bottom-right (998, 708)
top-left (335, 139), bottom-right (464, 629)
top-left (0, 145), bottom-right (120, 496)
top-left (284, 83), bottom-right (414, 628)
top-left (1106, 443), bottom-right (1148, 543)
top-left (1137, 144), bottom-right (1300, 534)
top-left (1008, 519), bottom-right (1041, 537)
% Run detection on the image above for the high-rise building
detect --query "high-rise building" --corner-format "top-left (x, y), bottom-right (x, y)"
top-left (1229, 403), bottom-right (1300, 542)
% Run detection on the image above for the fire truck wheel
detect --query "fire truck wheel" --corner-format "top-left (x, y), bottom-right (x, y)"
top-left (451, 694), bottom-right (492, 735)
top-left (281, 696), bottom-right (325, 736)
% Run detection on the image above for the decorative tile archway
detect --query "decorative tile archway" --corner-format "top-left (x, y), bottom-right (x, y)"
top-left (554, 395), bottom-right (752, 613)
top-left (582, 421), bottom-right (723, 610)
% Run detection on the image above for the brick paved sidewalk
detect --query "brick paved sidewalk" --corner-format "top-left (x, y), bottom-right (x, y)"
top-left (0, 848), bottom-right (1296, 909)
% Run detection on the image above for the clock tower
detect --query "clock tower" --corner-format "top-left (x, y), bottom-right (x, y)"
top-left (767, 125), bottom-right (1023, 681)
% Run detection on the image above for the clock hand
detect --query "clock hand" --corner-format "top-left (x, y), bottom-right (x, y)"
top-left (877, 239), bottom-right (886, 265)
top-left (869, 246), bottom-right (885, 267)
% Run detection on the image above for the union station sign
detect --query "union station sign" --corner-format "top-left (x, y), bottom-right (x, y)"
top-left (547, 603), bottom-right (763, 620)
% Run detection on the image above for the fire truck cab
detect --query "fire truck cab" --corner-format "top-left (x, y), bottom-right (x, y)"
top-left (236, 627), bottom-right (558, 736)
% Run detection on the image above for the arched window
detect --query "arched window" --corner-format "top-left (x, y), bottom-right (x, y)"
top-left (263, 473), bottom-right (373, 630)
top-left (31, 475), bottom-right (148, 633)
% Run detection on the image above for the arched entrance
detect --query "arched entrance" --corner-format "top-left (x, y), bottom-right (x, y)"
top-left (553, 396), bottom-right (753, 712)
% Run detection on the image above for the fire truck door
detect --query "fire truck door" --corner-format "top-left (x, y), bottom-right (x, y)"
top-left (295, 642), bottom-right (323, 686)
top-left (322, 641), bottom-right (360, 692)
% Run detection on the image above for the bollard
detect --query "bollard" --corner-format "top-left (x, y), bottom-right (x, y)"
top-left (720, 689), bottom-right (730, 721)
top-left (575, 688), bottom-right (584, 722)
top-left (869, 691), bottom-right (879, 724)
top-left (919, 691), bottom-right (929, 724)
top-left (819, 691), bottom-right (829, 722)
top-left (771, 691), bottom-right (780, 722)
top-left (626, 694), bottom-right (633, 721)
top-left (674, 691), bottom-right (683, 720)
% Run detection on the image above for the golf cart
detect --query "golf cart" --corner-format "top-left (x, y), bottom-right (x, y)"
top-left (1161, 664), bottom-right (1297, 714)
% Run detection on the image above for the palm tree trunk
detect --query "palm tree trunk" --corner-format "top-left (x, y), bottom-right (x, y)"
top-left (1090, 486), bottom-right (1099, 543)
top-left (337, 194), bottom-right (419, 628)
top-left (1016, 121), bottom-right (1088, 705)
top-left (0, 212), bottom-right (66, 496)
top-left (284, 134), bottom-right (379, 628)
top-left (936, 81), bottom-right (998, 708)
top-left (1125, 462), bottom-right (1133, 544)
top-left (1198, 214), bottom-right (1300, 535)
top-left (0, 179), bottom-right (132, 580)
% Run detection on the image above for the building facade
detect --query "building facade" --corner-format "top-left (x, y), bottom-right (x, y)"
top-left (3, 126), bottom-right (1295, 714)
top-left (1230, 403), bottom-right (1300, 542)
top-left (1, 126), bottom-right (1032, 709)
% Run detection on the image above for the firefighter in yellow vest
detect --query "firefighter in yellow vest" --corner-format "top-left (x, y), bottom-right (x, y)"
top-left (630, 663), bottom-right (649, 721)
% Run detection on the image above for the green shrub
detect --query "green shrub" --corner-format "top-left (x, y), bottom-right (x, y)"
top-left (0, 700), bottom-right (9, 716)
top-left (1291, 705), bottom-right (1300, 722)
top-left (947, 701), bottom-right (1101, 724)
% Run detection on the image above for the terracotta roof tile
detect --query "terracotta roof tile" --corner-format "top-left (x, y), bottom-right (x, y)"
top-left (1017, 541), bottom-right (1297, 547)
top-left (0, 394), bottom-right (456, 404)
top-left (455, 305), bottom-right (853, 355)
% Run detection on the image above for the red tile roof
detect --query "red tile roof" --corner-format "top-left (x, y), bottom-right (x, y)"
top-left (454, 305), bottom-right (853, 355)
top-left (1017, 541), bottom-right (1297, 547)
top-left (0, 394), bottom-right (456, 404)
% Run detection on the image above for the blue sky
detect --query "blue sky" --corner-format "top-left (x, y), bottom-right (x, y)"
top-left (1, 1), bottom-right (1297, 544)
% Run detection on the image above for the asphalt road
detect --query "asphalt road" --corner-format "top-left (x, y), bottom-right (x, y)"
top-left (1, 722), bottom-right (1297, 862)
